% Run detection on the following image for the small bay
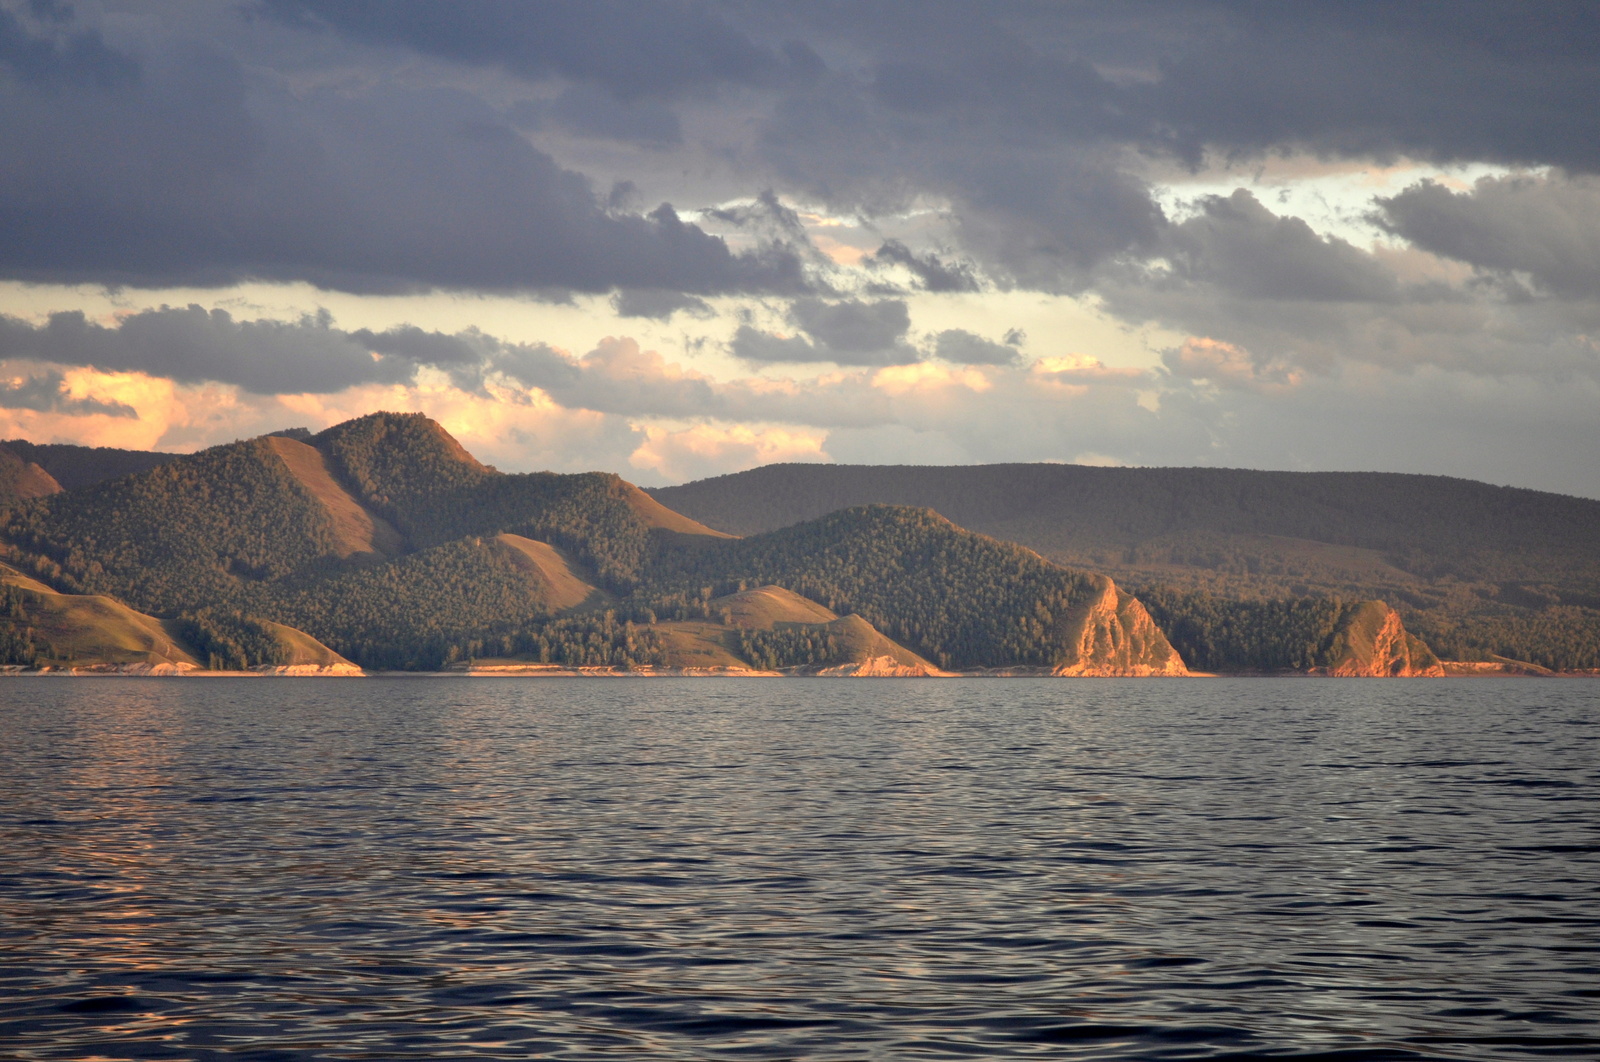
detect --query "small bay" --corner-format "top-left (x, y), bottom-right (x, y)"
top-left (0, 678), bottom-right (1595, 1060)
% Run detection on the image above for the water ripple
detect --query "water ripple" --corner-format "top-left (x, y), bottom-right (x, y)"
top-left (0, 678), bottom-right (1595, 1059)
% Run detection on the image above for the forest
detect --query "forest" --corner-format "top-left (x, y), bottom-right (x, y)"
top-left (1, 412), bottom-right (1591, 673)
top-left (652, 461), bottom-right (1600, 671)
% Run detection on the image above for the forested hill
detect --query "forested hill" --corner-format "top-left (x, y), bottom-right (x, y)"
top-left (0, 412), bottom-right (1186, 674)
top-left (650, 463), bottom-right (1600, 670)
top-left (0, 439), bottom-right (179, 491)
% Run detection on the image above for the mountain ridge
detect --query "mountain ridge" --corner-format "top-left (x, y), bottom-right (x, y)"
top-left (0, 413), bottom-right (1199, 676)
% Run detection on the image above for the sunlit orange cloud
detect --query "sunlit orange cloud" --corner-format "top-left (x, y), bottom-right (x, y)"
top-left (1031, 355), bottom-right (1150, 386)
top-left (871, 363), bottom-right (993, 396)
top-left (1164, 337), bottom-right (1304, 391)
top-left (629, 423), bottom-right (829, 482)
top-left (277, 370), bottom-right (623, 472)
top-left (0, 367), bottom-right (277, 451)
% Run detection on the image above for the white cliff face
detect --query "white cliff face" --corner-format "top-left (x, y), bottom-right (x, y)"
top-left (1052, 577), bottom-right (1190, 677)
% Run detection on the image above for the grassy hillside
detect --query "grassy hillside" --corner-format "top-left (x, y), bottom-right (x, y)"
top-left (651, 463), bottom-right (1600, 669)
top-left (1, 563), bottom-right (200, 669)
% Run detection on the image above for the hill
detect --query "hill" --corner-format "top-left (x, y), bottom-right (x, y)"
top-left (650, 463), bottom-right (1600, 670)
top-left (640, 506), bottom-right (1186, 674)
top-left (0, 413), bottom-right (1187, 675)
top-left (0, 439), bottom-right (178, 491)
top-left (0, 448), bottom-right (61, 507)
top-left (0, 562), bottom-right (353, 673)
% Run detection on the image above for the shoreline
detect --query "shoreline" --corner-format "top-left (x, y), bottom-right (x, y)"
top-left (4, 664), bottom-right (1596, 679)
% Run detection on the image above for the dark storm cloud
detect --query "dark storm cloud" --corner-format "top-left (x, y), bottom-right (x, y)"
top-left (510, 85), bottom-right (683, 148)
top-left (9, 2), bottom-right (1597, 299)
top-left (732, 298), bottom-right (919, 366)
top-left (789, 299), bottom-right (910, 355)
top-left (729, 325), bottom-right (820, 365)
top-left (0, 25), bottom-right (805, 295)
top-left (1378, 174), bottom-right (1600, 299)
top-left (1164, 190), bottom-right (1400, 303)
top-left (1144, 1), bottom-right (1600, 172)
top-left (0, 3), bottom-right (135, 89)
top-left (266, 0), bottom-right (821, 100)
top-left (746, 1), bottom-right (1600, 288)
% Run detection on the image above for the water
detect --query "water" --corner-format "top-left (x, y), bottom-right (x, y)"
top-left (0, 679), bottom-right (1595, 1061)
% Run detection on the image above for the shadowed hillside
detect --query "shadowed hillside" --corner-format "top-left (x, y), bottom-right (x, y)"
top-left (651, 463), bottom-right (1600, 670)
top-left (1, 439), bottom-right (178, 491)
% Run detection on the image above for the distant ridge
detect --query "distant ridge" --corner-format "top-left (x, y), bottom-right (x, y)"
top-left (650, 462), bottom-right (1600, 671)
top-left (0, 439), bottom-right (178, 491)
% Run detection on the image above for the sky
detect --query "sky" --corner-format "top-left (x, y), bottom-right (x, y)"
top-left (0, 1), bottom-right (1597, 495)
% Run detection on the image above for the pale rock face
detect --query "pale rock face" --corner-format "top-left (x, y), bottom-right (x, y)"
top-left (252, 663), bottom-right (366, 676)
top-left (1052, 577), bottom-right (1190, 676)
top-left (1315, 603), bottom-right (1446, 677)
top-left (810, 654), bottom-right (950, 677)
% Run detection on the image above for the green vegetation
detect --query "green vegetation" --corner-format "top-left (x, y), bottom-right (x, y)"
top-left (175, 609), bottom-right (292, 671)
top-left (0, 584), bottom-right (39, 665)
top-left (1136, 588), bottom-right (1346, 672)
top-left (735, 625), bottom-right (845, 670)
top-left (1, 439), bottom-right (176, 491)
top-left (9, 411), bottom-right (1582, 674)
top-left (653, 462), bottom-right (1600, 671)
top-left (641, 506), bottom-right (1101, 670)
top-left (4, 435), bottom-right (342, 614)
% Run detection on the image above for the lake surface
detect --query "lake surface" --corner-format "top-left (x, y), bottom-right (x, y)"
top-left (0, 679), bottom-right (1595, 1060)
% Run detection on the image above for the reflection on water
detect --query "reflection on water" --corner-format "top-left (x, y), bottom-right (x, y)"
top-left (0, 679), bottom-right (1595, 1059)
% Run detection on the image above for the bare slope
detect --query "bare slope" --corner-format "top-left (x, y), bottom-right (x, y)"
top-left (265, 436), bottom-right (406, 558)
top-left (492, 534), bottom-right (608, 612)
top-left (652, 585), bottom-right (948, 674)
top-left (1315, 601), bottom-right (1444, 677)
top-left (716, 584), bottom-right (837, 627)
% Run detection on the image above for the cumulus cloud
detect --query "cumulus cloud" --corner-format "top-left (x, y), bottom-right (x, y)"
top-left (1378, 173), bottom-right (1600, 299)
top-left (931, 328), bottom-right (1020, 365)
top-left (628, 424), bottom-right (829, 483)
top-left (0, 370), bottom-right (135, 417)
top-left (1162, 337), bottom-right (1303, 392)
top-left (732, 298), bottom-right (919, 366)
top-left (1163, 190), bottom-right (1400, 303)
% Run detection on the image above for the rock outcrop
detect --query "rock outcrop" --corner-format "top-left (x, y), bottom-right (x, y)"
top-left (1312, 601), bottom-right (1444, 677)
top-left (1052, 576), bottom-right (1189, 676)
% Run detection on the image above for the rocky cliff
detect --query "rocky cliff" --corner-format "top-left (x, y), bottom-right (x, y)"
top-left (1053, 576), bottom-right (1189, 676)
top-left (1313, 600), bottom-right (1444, 677)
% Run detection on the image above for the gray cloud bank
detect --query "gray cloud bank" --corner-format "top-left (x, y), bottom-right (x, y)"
top-left (1, 1), bottom-right (1597, 297)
